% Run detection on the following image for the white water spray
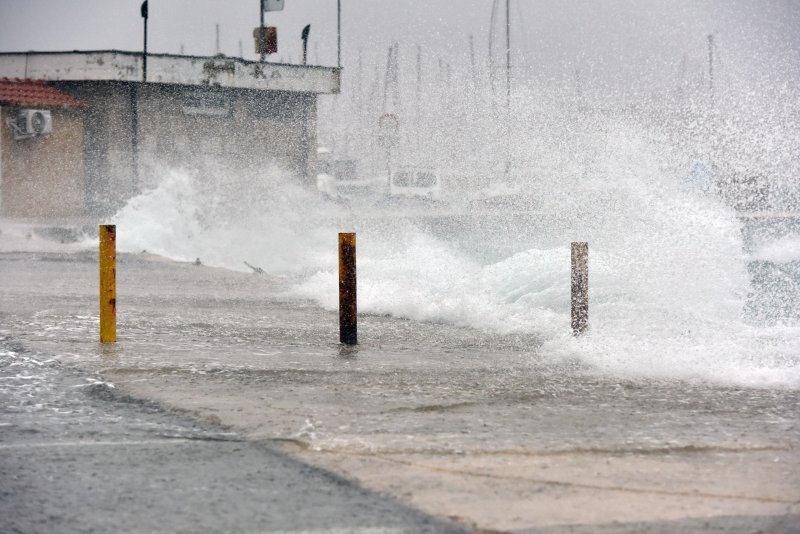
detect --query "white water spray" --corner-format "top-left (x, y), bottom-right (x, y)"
top-left (114, 120), bottom-right (799, 388)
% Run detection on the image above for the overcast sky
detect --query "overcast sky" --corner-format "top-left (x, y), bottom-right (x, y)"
top-left (1, 1), bottom-right (799, 98)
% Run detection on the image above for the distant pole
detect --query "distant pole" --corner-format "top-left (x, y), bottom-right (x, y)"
top-left (416, 45), bottom-right (422, 102)
top-left (707, 34), bottom-right (714, 107)
top-left (337, 0), bottom-right (342, 68)
top-left (488, 0), bottom-right (498, 93)
top-left (383, 45), bottom-right (393, 112)
top-left (130, 85), bottom-right (140, 193)
top-left (415, 45), bottom-right (422, 153)
top-left (468, 34), bottom-right (477, 94)
top-left (504, 0), bottom-right (511, 178)
top-left (134, 0), bottom-right (145, 197)
top-left (133, 0), bottom-right (145, 194)
top-left (215, 23), bottom-right (220, 55)
top-left (140, 1), bottom-right (148, 82)
top-left (99, 225), bottom-right (117, 343)
top-left (338, 233), bottom-right (357, 345)
top-left (505, 0), bottom-right (511, 111)
top-left (571, 242), bottom-right (589, 336)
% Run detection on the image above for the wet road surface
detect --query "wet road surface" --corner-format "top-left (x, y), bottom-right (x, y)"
top-left (1, 248), bottom-right (799, 532)
top-left (0, 337), bottom-right (466, 533)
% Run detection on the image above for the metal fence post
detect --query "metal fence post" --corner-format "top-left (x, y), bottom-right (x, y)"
top-left (571, 242), bottom-right (588, 336)
top-left (339, 233), bottom-right (357, 345)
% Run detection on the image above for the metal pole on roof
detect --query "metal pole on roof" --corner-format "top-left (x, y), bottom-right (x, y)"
top-left (134, 1), bottom-right (147, 195)
top-left (337, 0), bottom-right (341, 68)
top-left (141, 1), bottom-right (148, 81)
top-left (301, 25), bottom-right (311, 65)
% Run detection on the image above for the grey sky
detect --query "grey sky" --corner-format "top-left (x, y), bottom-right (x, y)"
top-left (1, 1), bottom-right (798, 99)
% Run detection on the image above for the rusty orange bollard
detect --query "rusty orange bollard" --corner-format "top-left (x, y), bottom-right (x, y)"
top-left (99, 224), bottom-right (116, 343)
top-left (338, 233), bottom-right (357, 345)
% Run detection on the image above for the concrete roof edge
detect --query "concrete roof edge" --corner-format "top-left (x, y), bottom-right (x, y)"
top-left (0, 50), bottom-right (342, 73)
top-left (0, 50), bottom-right (341, 94)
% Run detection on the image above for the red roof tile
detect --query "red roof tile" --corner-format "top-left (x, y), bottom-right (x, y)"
top-left (0, 78), bottom-right (84, 108)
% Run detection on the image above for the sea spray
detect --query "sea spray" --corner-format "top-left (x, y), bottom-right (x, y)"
top-left (115, 164), bottom-right (339, 275)
top-left (113, 132), bottom-right (799, 388)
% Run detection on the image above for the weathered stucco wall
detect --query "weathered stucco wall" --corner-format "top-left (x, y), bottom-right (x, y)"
top-left (136, 84), bottom-right (317, 181)
top-left (0, 106), bottom-right (85, 217)
top-left (0, 52), bottom-right (330, 217)
top-left (0, 52), bottom-right (340, 94)
top-left (52, 82), bottom-right (137, 214)
top-left (53, 81), bottom-right (318, 215)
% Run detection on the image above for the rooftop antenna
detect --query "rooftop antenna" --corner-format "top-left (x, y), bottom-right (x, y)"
top-left (239, 39), bottom-right (243, 58)
top-left (215, 24), bottom-right (221, 55)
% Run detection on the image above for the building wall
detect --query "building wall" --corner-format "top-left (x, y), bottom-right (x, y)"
top-left (54, 82), bottom-right (140, 214)
top-left (0, 106), bottom-right (85, 217)
top-left (138, 84), bottom-right (317, 182)
top-left (55, 81), bottom-right (318, 215)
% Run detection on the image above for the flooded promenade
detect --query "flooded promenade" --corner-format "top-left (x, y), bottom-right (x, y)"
top-left (1, 231), bottom-right (797, 532)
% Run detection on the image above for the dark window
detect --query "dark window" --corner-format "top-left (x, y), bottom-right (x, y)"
top-left (393, 171), bottom-right (411, 187)
top-left (415, 171), bottom-right (437, 187)
top-left (182, 93), bottom-right (231, 117)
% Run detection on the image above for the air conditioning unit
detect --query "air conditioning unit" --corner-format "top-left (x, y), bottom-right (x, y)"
top-left (12, 109), bottom-right (53, 139)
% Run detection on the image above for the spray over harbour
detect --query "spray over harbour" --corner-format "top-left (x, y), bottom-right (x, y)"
top-left (106, 2), bottom-right (800, 388)
top-left (1, 1), bottom-right (800, 531)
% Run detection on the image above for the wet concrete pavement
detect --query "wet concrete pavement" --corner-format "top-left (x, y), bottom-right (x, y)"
top-left (1, 246), bottom-right (799, 532)
top-left (0, 337), bottom-right (466, 534)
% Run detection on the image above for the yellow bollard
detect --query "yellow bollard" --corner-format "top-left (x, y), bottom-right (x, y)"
top-left (99, 224), bottom-right (116, 343)
top-left (571, 242), bottom-right (589, 336)
top-left (338, 232), bottom-right (357, 345)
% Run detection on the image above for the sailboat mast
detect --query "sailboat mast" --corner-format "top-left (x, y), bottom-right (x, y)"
top-left (505, 0), bottom-right (511, 111)
top-left (707, 34), bottom-right (715, 107)
top-left (416, 45), bottom-right (422, 103)
top-left (469, 34), bottom-right (477, 94)
top-left (488, 0), bottom-right (498, 93)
